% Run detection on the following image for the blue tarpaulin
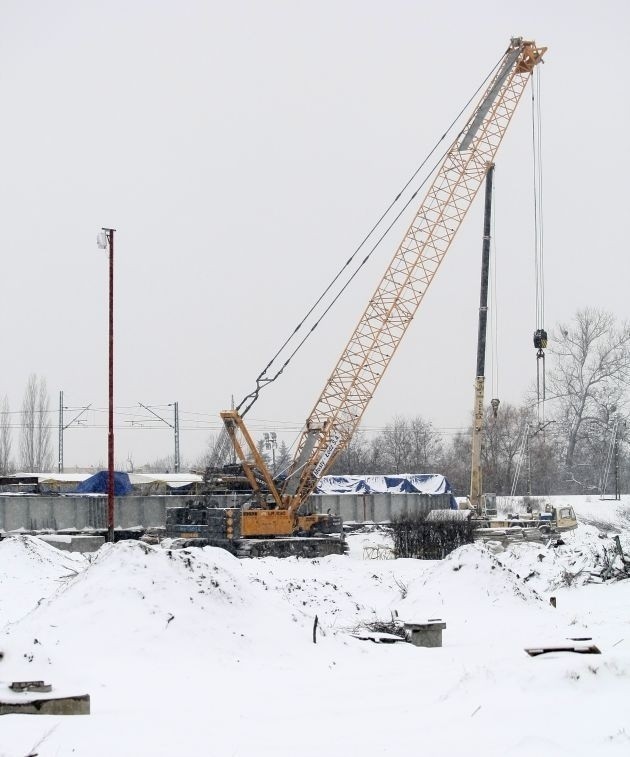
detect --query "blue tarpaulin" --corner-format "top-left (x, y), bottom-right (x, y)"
top-left (74, 471), bottom-right (132, 496)
top-left (316, 473), bottom-right (457, 508)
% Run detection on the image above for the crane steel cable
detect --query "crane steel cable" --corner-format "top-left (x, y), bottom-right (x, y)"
top-left (239, 151), bottom-right (453, 416)
top-left (531, 67), bottom-right (547, 425)
top-left (235, 52), bottom-right (508, 417)
top-left (533, 68), bottom-right (545, 332)
top-left (489, 172), bottom-right (500, 403)
top-left (510, 423), bottom-right (527, 496)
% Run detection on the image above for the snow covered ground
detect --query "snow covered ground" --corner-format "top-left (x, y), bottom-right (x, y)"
top-left (1, 497), bottom-right (629, 756)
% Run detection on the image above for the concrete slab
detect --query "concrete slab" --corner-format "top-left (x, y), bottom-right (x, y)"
top-left (0, 693), bottom-right (90, 715)
top-left (37, 535), bottom-right (105, 553)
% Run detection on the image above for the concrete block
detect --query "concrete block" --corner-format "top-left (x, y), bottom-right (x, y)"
top-left (404, 620), bottom-right (447, 648)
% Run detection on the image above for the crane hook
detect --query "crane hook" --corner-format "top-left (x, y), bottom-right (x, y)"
top-left (533, 328), bottom-right (547, 409)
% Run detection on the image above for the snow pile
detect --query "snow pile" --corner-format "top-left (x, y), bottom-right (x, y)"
top-left (0, 500), bottom-right (629, 757)
top-left (490, 521), bottom-right (630, 594)
top-left (0, 535), bottom-right (87, 625)
top-left (569, 494), bottom-right (630, 531)
top-left (242, 552), bottom-right (430, 632)
top-left (1, 540), bottom-right (314, 686)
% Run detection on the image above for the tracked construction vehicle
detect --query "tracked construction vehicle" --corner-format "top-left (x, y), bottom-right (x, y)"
top-left (427, 501), bottom-right (577, 547)
top-left (435, 499), bottom-right (578, 545)
top-left (473, 503), bottom-right (578, 544)
top-left (166, 38), bottom-right (547, 558)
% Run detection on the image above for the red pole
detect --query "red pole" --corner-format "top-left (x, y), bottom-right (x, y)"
top-left (106, 228), bottom-right (115, 542)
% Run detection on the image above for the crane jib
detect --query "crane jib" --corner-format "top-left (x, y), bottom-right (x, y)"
top-left (218, 37), bottom-right (547, 518)
top-left (286, 38), bottom-right (546, 506)
top-left (459, 46), bottom-right (522, 152)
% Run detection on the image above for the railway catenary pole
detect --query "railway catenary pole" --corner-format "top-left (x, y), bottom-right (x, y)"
top-left (58, 391), bottom-right (63, 473)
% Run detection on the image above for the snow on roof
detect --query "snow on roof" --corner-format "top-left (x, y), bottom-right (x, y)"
top-left (9, 471), bottom-right (203, 487)
top-left (128, 472), bottom-right (203, 487)
top-left (12, 472), bottom-right (92, 483)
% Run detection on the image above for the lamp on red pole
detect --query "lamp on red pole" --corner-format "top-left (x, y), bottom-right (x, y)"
top-left (97, 227), bottom-right (116, 542)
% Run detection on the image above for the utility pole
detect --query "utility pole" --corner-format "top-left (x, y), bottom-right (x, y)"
top-left (138, 402), bottom-right (181, 472)
top-left (600, 417), bottom-right (620, 500)
top-left (615, 432), bottom-right (621, 499)
top-left (174, 401), bottom-right (180, 473)
top-left (58, 391), bottom-right (63, 474)
top-left (617, 420), bottom-right (627, 500)
top-left (470, 163), bottom-right (495, 514)
top-left (97, 227), bottom-right (116, 542)
top-left (57, 392), bottom-right (91, 473)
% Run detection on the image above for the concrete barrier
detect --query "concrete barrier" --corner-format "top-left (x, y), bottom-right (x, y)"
top-left (0, 492), bottom-right (452, 533)
top-left (0, 495), bottom-right (176, 532)
top-left (306, 492), bottom-right (451, 523)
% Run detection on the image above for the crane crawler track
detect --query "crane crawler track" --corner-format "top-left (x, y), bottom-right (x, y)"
top-left (171, 535), bottom-right (347, 559)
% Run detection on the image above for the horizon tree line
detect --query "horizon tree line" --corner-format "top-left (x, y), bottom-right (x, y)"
top-left (2, 308), bottom-right (629, 494)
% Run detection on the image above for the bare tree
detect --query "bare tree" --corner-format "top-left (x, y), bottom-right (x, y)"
top-left (142, 454), bottom-right (176, 473)
top-left (329, 430), bottom-right (373, 475)
top-left (408, 416), bottom-right (443, 471)
top-left (0, 395), bottom-right (13, 474)
top-left (526, 424), bottom-right (563, 496)
top-left (20, 374), bottom-right (53, 472)
top-left (194, 432), bottom-right (234, 471)
top-left (547, 309), bottom-right (630, 488)
top-left (375, 415), bottom-right (442, 473)
top-left (482, 404), bottom-right (530, 494)
top-left (439, 430), bottom-right (471, 497)
top-left (378, 416), bottom-right (412, 473)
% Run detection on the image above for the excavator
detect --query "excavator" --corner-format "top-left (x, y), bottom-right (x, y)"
top-left (166, 37), bottom-right (547, 557)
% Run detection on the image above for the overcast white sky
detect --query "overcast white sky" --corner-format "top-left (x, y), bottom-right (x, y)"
top-left (1, 1), bottom-right (628, 470)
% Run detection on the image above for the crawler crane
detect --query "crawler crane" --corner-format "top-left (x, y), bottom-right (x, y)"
top-left (167, 37), bottom-right (547, 557)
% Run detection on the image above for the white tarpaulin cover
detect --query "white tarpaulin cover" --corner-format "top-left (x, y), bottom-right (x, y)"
top-left (317, 473), bottom-right (454, 497)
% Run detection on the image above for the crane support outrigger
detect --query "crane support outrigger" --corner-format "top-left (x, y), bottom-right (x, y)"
top-left (171, 38), bottom-right (547, 553)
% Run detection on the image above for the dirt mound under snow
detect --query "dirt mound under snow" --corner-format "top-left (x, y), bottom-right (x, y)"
top-left (0, 535), bottom-right (87, 625)
top-left (1, 540), bottom-right (318, 688)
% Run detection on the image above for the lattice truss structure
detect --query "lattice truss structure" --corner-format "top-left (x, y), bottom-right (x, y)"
top-left (283, 39), bottom-right (546, 507)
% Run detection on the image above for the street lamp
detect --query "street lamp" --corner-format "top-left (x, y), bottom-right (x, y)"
top-left (97, 227), bottom-right (116, 542)
top-left (264, 432), bottom-right (277, 475)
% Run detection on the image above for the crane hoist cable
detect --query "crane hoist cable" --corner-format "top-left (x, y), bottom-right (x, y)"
top-left (235, 52), bottom-right (508, 418)
top-left (510, 422), bottom-right (531, 496)
top-left (531, 66), bottom-right (547, 424)
top-left (489, 171), bottom-right (500, 412)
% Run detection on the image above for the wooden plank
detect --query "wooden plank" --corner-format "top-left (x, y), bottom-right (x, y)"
top-left (525, 645), bottom-right (600, 657)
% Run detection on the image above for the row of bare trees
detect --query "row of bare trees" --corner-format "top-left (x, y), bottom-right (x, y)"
top-left (3, 309), bottom-right (628, 492)
top-left (0, 374), bottom-right (53, 474)
top-left (329, 308), bottom-right (630, 496)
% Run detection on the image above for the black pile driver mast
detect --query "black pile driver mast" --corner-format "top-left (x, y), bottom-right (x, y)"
top-left (221, 38), bottom-right (546, 529)
top-left (469, 164), bottom-right (495, 515)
